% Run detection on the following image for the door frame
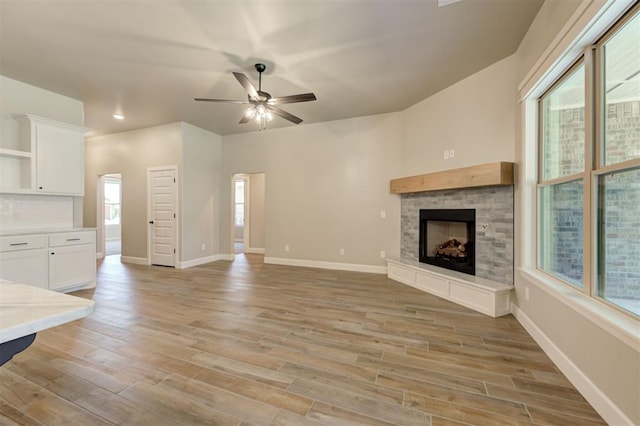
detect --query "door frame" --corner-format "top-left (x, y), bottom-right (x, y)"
top-left (96, 175), bottom-right (105, 259)
top-left (97, 173), bottom-right (122, 259)
top-left (147, 166), bottom-right (179, 266)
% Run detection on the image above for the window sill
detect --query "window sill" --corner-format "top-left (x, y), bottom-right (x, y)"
top-left (517, 267), bottom-right (639, 349)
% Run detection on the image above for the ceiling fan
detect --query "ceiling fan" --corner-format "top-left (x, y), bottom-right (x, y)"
top-left (195, 63), bottom-right (316, 130)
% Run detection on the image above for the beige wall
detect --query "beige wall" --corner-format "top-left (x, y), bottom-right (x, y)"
top-left (221, 113), bottom-right (403, 266)
top-left (84, 123), bottom-right (183, 260)
top-left (181, 122), bottom-right (222, 261)
top-left (512, 1), bottom-right (639, 424)
top-left (249, 173), bottom-right (265, 250)
top-left (401, 55), bottom-right (517, 176)
top-left (515, 0), bottom-right (583, 84)
top-left (0, 75), bottom-right (84, 126)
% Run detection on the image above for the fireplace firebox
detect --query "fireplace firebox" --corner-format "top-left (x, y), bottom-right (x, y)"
top-left (419, 209), bottom-right (475, 275)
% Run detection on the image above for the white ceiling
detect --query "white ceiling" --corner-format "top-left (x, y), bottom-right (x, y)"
top-left (0, 0), bottom-right (544, 136)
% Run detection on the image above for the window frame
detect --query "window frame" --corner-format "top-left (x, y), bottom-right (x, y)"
top-left (536, 3), bottom-right (639, 318)
top-left (234, 179), bottom-right (246, 228)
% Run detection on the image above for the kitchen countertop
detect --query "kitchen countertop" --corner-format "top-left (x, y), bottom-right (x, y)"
top-left (0, 227), bottom-right (96, 237)
top-left (0, 280), bottom-right (95, 343)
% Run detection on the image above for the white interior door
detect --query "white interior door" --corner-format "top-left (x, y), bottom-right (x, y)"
top-left (149, 168), bottom-right (176, 267)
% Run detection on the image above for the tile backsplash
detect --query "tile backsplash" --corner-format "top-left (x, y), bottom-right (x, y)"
top-left (0, 194), bottom-right (74, 232)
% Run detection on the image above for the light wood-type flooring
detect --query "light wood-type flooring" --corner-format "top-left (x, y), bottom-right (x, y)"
top-left (1, 254), bottom-right (606, 425)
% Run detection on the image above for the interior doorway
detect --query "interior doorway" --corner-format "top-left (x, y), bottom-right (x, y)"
top-left (104, 174), bottom-right (122, 256)
top-left (96, 173), bottom-right (122, 259)
top-left (231, 173), bottom-right (265, 259)
top-left (233, 175), bottom-right (248, 254)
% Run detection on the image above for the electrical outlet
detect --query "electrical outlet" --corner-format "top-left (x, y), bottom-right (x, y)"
top-left (380, 250), bottom-right (386, 258)
top-left (285, 244), bottom-right (290, 252)
top-left (340, 248), bottom-right (345, 255)
top-left (201, 243), bottom-right (206, 251)
top-left (444, 150), bottom-right (449, 160)
top-left (525, 286), bottom-right (530, 301)
top-left (449, 149), bottom-right (455, 158)
top-left (380, 210), bottom-right (386, 219)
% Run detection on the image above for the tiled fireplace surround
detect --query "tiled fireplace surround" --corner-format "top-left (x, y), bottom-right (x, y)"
top-left (400, 185), bottom-right (514, 286)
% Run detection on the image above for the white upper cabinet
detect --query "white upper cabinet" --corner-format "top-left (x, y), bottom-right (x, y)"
top-left (34, 120), bottom-right (84, 195)
top-left (0, 114), bottom-right (87, 196)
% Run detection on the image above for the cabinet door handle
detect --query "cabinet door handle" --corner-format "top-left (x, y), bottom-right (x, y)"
top-left (66, 238), bottom-right (81, 241)
top-left (10, 242), bottom-right (28, 246)
top-left (149, 221), bottom-right (154, 224)
top-left (51, 252), bottom-right (55, 255)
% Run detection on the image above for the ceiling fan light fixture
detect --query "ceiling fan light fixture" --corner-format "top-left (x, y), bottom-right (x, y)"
top-left (195, 62), bottom-right (316, 129)
top-left (244, 107), bottom-right (256, 118)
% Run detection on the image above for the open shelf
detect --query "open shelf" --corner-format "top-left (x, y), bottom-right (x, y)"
top-left (0, 148), bottom-right (32, 159)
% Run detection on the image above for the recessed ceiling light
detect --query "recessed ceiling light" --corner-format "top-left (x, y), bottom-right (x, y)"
top-left (113, 114), bottom-right (124, 120)
top-left (438, 0), bottom-right (463, 6)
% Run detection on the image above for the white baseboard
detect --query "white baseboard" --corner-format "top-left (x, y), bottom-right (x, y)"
top-left (177, 254), bottom-right (233, 269)
top-left (120, 256), bottom-right (148, 265)
top-left (264, 257), bottom-right (387, 274)
top-left (245, 247), bottom-right (265, 254)
top-left (511, 304), bottom-right (633, 426)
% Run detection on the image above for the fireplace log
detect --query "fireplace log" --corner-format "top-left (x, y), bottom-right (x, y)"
top-left (433, 239), bottom-right (468, 259)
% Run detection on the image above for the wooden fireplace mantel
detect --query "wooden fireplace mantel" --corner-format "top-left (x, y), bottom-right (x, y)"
top-left (390, 161), bottom-right (514, 194)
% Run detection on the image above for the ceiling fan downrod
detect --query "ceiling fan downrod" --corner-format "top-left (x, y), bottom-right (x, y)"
top-left (255, 63), bottom-right (266, 92)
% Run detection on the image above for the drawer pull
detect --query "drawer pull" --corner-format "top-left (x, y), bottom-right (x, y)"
top-left (9, 242), bottom-right (28, 246)
top-left (66, 238), bottom-right (81, 241)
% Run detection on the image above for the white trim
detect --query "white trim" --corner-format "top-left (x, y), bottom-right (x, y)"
top-left (518, 268), bottom-right (639, 349)
top-left (245, 247), bottom-right (265, 254)
top-left (243, 176), bottom-right (250, 249)
top-left (264, 257), bottom-right (387, 274)
top-left (177, 254), bottom-right (233, 269)
top-left (512, 304), bottom-right (635, 426)
top-left (96, 175), bottom-right (105, 260)
top-left (121, 256), bottom-right (147, 265)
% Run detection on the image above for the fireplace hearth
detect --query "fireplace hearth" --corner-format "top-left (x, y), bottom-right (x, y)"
top-left (419, 209), bottom-right (475, 275)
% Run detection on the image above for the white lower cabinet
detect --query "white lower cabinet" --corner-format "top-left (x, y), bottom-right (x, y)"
top-left (0, 234), bottom-right (48, 288)
top-left (49, 244), bottom-right (95, 291)
top-left (0, 248), bottom-right (48, 289)
top-left (0, 230), bottom-right (96, 292)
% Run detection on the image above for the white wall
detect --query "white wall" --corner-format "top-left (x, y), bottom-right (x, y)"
top-left (0, 75), bottom-right (85, 231)
top-left (181, 122), bottom-right (222, 262)
top-left (84, 123), bottom-right (183, 260)
top-left (401, 55), bottom-right (517, 176)
top-left (221, 113), bottom-right (403, 269)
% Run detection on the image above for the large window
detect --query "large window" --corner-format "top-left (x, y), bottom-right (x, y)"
top-left (234, 179), bottom-right (245, 227)
top-left (538, 4), bottom-right (639, 317)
